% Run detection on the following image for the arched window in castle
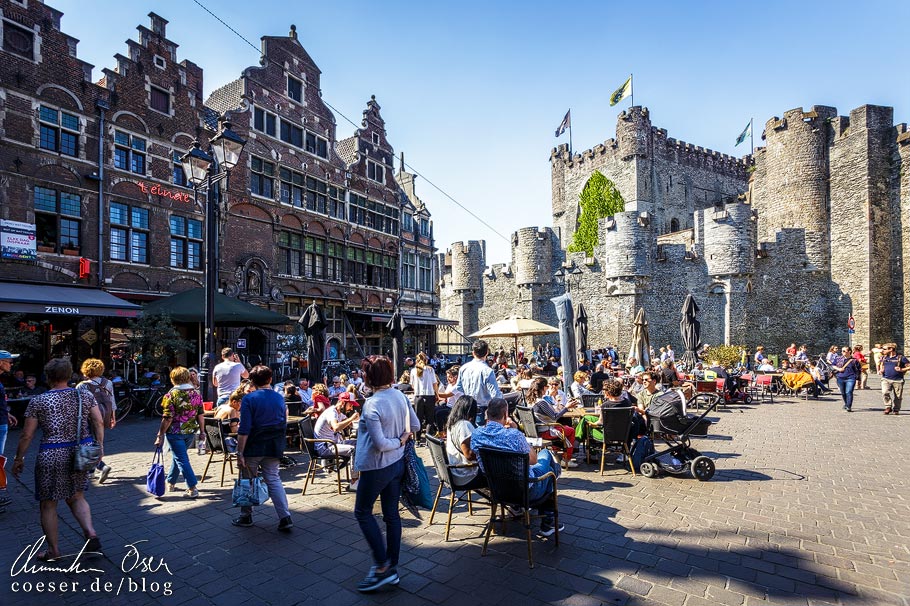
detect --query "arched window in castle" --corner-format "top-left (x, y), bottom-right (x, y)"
top-left (670, 218), bottom-right (680, 233)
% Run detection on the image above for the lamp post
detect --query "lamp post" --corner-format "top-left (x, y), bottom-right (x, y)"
top-left (553, 263), bottom-right (582, 294)
top-left (181, 121), bottom-right (246, 402)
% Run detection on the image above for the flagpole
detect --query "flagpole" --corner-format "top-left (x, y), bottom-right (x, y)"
top-left (568, 108), bottom-right (573, 155)
top-left (630, 73), bottom-right (634, 108)
top-left (750, 117), bottom-right (754, 156)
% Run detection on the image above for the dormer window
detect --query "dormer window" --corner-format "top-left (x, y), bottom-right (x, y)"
top-left (287, 76), bottom-right (302, 103)
top-left (367, 160), bottom-right (384, 184)
top-left (371, 132), bottom-right (380, 145)
top-left (150, 86), bottom-right (170, 114)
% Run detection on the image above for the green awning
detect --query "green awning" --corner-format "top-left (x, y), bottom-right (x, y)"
top-left (143, 288), bottom-right (292, 326)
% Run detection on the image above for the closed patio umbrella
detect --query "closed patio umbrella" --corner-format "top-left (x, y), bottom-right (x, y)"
top-left (628, 307), bottom-right (651, 369)
top-left (387, 306), bottom-right (407, 380)
top-left (679, 294), bottom-right (701, 371)
top-left (575, 303), bottom-right (589, 361)
top-left (299, 302), bottom-right (327, 384)
top-left (551, 293), bottom-right (578, 390)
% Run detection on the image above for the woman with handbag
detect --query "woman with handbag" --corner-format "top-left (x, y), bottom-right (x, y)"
top-left (11, 358), bottom-right (104, 561)
top-left (353, 355), bottom-right (419, 593)
top-left (154, 367), bottom-right (205, 498)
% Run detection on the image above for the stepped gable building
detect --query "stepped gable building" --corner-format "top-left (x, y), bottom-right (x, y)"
top-left (0, 0), bottom-right (442, 369)
top-left (439, 105), bottom-right (910, 355)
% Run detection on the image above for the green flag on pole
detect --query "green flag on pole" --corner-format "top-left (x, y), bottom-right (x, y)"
top-left (609, 76), bottom-right (632, 107)
top-left (735, 121), bottom-right (752, 147)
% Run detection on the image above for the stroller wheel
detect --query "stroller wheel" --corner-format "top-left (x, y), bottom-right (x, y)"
top-left (640, 461), bottom-right (659, 479)
top-left (743, 394), bottom-right (753, 404)
top-left (690, 456), bottom-right (715, 481)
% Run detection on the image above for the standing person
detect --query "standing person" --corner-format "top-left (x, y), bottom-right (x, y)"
top-left (517, 343), bottom-right (525, 365)
top-left (853, 345), bottom-right (869, 389)
top-left (212, 348), bottom-right (249, 406)
top-left (154, 367), bottom-right (205, 498)
top-left (455, 340), bottom-right (502, 426)
top-left (410, 352), bottom-right (439, 441)
top-left (0, 350), bottom-right (20, 507)
top-left (878, 343), bottom-right (910, 415)
top-left (77, 359), bottom-right (116, 483)
top-left (188, 367), bottom-right (201, 390)
top-left (11, 358), bottom-right (104, 560)
top-left (353, 355), bottom-right (419, 593)
top-left (754, 346), bottom-right (767, 366)
top-left (831, 347), bottom-right (862, 412)
top-left (786, 343), bottom-right (798, 360)
top-left (232, 365), bottom-right (292, 531)
top-left (666, 345), bottom-right (675, 363)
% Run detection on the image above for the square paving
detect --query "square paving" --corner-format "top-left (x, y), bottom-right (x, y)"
top-left (2, 380), bottom-right (908, 605)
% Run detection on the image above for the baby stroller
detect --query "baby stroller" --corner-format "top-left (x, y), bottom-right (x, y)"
top-left (640, 390), bottom-right (719, 481)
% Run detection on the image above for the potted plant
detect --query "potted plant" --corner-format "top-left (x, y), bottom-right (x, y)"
top-left (62, 241), bottom-right (79, 256)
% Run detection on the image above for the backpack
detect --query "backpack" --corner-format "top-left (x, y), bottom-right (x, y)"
top-left (78, 379), bottom-right (115, 416)
top-left (630, 435), bottom-right (655, 472)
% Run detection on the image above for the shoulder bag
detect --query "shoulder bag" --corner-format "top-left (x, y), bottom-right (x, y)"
top-left (146, 447), bottom-right (165, 497)
top-left (231, 466), bottom-right (270, 507)
top-left (73, 388), bottom-right (103, 472)
top-left (401, 400), bottom-right (433, 510)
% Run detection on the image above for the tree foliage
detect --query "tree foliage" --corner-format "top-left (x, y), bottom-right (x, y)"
top-left (126, 312), bottom-right (192, 373)
top-left (0, 314), bottom-right (42, 354)
top-left (567, 171), bottom-right (625, 256)
top-left (702, 344), bottom-right (746, 368)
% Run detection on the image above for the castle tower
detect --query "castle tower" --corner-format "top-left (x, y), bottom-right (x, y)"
top-left (750, 106), bottom-right (837, 272)
top-left (448, 241), bottom-right (485, 338)
top-left (615, 107), bottom-right (653, 214)
top-left (511, 228), bottom-right (560, 328)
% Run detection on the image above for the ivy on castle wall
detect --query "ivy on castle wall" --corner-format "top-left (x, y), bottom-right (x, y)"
top-left (567, 171), bottom-right (625, 256)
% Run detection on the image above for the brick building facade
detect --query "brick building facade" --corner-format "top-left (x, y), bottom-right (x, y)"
top-left (0, 1), bottom-right (442, 372)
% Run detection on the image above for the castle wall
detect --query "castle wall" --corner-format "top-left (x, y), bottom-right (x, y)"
top-left (898, 125), bottom-right (910, 351)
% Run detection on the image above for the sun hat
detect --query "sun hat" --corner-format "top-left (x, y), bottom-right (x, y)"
top-left (0, 350), bottom-right (19, 360)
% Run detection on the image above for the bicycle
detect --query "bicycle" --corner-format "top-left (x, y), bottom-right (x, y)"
top-left (114, 384), bottom-right (168, 422)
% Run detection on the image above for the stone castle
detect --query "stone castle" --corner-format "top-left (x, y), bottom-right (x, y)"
top-left (437, 105), bottom-right (910, 356)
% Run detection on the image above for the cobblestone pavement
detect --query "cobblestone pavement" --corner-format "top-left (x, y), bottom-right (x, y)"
top-left (2, 379), bottom-right (909, 606)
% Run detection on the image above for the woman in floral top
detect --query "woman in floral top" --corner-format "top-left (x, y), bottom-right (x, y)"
top-left (154, 366), bottom-right (205, 498)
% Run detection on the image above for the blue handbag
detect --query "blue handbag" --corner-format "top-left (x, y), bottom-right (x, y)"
top-left (401, 405), bottom-right (433, 510)
top-left (232, 468), bottom-right (270, 507)
top-left (146, 448), bottom-right (165, 497)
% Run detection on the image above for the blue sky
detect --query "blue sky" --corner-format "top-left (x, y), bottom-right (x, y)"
top-left (52, 0), bottom-right (908, 263)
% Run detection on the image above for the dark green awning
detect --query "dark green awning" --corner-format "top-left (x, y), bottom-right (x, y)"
top-left (143, 288), bottom-right (292, 326)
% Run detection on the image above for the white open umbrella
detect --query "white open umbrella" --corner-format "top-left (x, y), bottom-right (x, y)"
top-left (469, 316), bottom-right (559, 358)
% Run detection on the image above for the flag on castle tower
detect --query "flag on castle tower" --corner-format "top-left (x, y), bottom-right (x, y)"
top-left (555, 110), bottom-right (571, 137)
top-left (735, 120), bottom-right (752, 147)
top-left (609, 76), bottom-right (632, 106)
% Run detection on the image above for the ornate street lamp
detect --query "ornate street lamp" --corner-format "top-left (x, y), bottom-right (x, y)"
top-left (181, 120), bottom-right (246, 402)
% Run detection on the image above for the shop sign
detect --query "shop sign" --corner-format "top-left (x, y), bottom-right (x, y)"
top-left (81, 329), bottom-right (98, 345)
top-left (138, 181), bottom-right (193, 204)
top-left (1, 220), bottom-right (37, 260)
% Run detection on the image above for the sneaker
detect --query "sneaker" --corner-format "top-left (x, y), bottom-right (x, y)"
top-left (168, 484), bottom-right (179, 492)
top-left (231, 514), bottom-right (253, 528)
top-left (884, 408), bottom-right (892, 415)
top-left (347, 480), bottom-right (360, 492)
top-left (615, 454), bottom-right (625, 463)
top-left (98, 464), bottom-right (112, 484)
top-left (538, 519), bottom-right (565, 537)
top-left (566, 459), bottom-right (579, 468)
top-left (356, 565), bottom-right (399, 593)
top-left (277, 516), bottom-right (293, 532)
top-left (184, 488), bottom-right (199, 499)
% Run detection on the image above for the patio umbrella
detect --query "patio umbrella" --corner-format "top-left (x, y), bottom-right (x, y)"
top-left (298, 302), bottom-right (327, 384)
top-left (551, 293), bottom-right (578, 390)
top-left (575, 303), bottom-right (589, 361)
top-left (143, 287), bottom-right (292, 326)
top-left (468, 316), bottom-right (559, 358)
top-left (387, 306), bottom-right (407, 380)
top-left (628, 307), bottom-right (651, 369)
top-left (679, 294), bottom-right (701, 371)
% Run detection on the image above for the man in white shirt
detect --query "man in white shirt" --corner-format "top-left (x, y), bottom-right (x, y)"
top-left (455, 340), bottom-right (502, 425)
top-left (212, 347), bottom-right (249, 406)
top-left (298, 378), bottom-right (314, 409)
top-left (349, 370), bottom-right (364, 388)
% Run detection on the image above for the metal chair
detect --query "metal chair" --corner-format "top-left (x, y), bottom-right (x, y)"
top-left (425, 435), bottom-right (489, 541)
top-left (200, 417), bottom-right (237, 486)
top-left (585, 406), bottom-right (635, 476)
top-left (298, 416), bottom-right (349, 495)
top-left (581, 394), bottom-right (604, 409)
top-left (514, 405), bottom-right (555, 449)
top-left (477, 447), bottom-right (559, 568)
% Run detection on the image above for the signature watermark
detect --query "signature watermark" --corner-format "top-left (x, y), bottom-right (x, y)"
top-left (9, 536), bottom-right (174, 597)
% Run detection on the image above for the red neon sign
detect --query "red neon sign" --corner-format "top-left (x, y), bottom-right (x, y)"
top-left (138, 181), bottom-right (192, 204)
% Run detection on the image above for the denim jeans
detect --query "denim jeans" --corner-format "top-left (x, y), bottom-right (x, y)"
top-left (216, 395), bottom-right (230, 407)
top-left (528, 449), bottom-right (561, 503)
top-left (476, 407), bottom-right (487, 427)
top-left (240, 456), bottom-right (290, 519)
top-left (354, 457), bottom-right (405, 567)
top-left (0, 423), bottom-right (7, 460)
top-left (836, 377), bottom-right (856, 410)
top-left (165, 433), bottom-right (198, 488)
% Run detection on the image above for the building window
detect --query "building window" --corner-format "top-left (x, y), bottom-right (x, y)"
top-left (250, 156), bottom-right (274, 198)
top-left (305, 176), bottom-right (327, 214)
top-left (279, 167), bottom-right (305, 207)
top-left (402, 251), bottom-right (416, 289)
top-left (419, 218), bottom-right (430, 238)
top-left (346, 247), bottom-right (365, 284)
top-left (402, 213), bottom-right (414, 233)
top-left (367, 159), bottom-right (384, 184)
top-left (371, 132), bottom-right (380, 145)
top-left (287, 76), bottom-right (302, 103)
top-left (670, 218), bottom-right (680, 232)
top-left (169, 215), bottom-right (202, 269)
top-left (2, 20), bottom-right (34, 60)
top-left (327, 241), bottom-right (344, 281)
top-left (328, 186), bottom-right (345, 220)
top-left (172, 151), bottom-right (187, 187)
top-left (304, 237), bottom-right (326, 279)
top-left (279, 120), bottom-right (303, 148)
top-left (39, 106), bottom-right (79, 157)
top-left (34, 186), bottom-right (81, 253)
top-left (350, 193), bottom-right (399, 235)
top-left (253, 107), bottom-right (276, 137)
top-left (150, 86), bottom-right (170, 114)
top-left (277, 232), bottom-right (302, 276)
top-left (418, 255), bottom-right (432, 291)
top-left (114, 130), bottom-right (146, 174)
top-left (109, 202), bottom-right (149, 263)
top-left (305, 131), bottom-right (328, 159)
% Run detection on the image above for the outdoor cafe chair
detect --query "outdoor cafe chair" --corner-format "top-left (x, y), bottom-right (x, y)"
top-left (425, 435), bottom-right (490, 541)
top-left (585, 406), bottom-right (635, 476)
top-left (477, 446), bottom-right (559, 568)
top-left (298, 416), bottom-right (349, 495)
top-left (514, 405), bottom-right (556, 450)
top-left (581, 394), bottom-right (604, 409)
top-left (200, 417), bottom-right (237, 487)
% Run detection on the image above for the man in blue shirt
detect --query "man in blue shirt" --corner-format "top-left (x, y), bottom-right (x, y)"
top-left (471, 398), bottom-right (563, 536)
top-left (234, 365), bottom-right (292, 531)
top-left (878, 343), bottom-right (910, 415)
top-left (455, 340), bottom-right (501, 425)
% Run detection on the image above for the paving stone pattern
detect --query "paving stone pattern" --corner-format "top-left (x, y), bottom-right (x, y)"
top-left (2, 381), bottom-right (909, 606)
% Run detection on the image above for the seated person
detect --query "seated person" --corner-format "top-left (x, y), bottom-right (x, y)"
top-left (348, 369), bottom-right (364, 388)
top-left (20, 374), bottom-right (47, 397)
top-left (214, 387), bottom-right (242, 450)
top-left (659, 360), bottom-right (678, 388)
top-left (308, 383), bottom-right (332, 418)
top-left (808, 361), bottom-right (831, 394)
top-left (636, 371), bottom-right (664, 409)
top-left (526, 378), bottom-right (579, 469)
top-left (443, 395), bottom-right (487, 491)
top-left (756, 359), bottom-right (775, 372)
top-left (515, 368), bottom-right (534, 391)
top-left (393, 370), bottom-right (412, 392)
top-left (545, 377), bottom-right (568, 407)
top-left (284, 384), bottom-right (303, 416)
top-left (471, 397), bottom-right (563, 536)
top-left (298, 378), bottom-right (314, 409)
top-left (314, 392), bottom-right (360, 490)
top-left (568, 371), bottom-right (594, 398)
top-left (627, 357), bottom-right (646, 375)
top-left (327, 376), bottom-right (347, 398)
top-left (575, 379), bottom-right (647, 454)
top-left (589, 361), bottom-right (611, 394)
